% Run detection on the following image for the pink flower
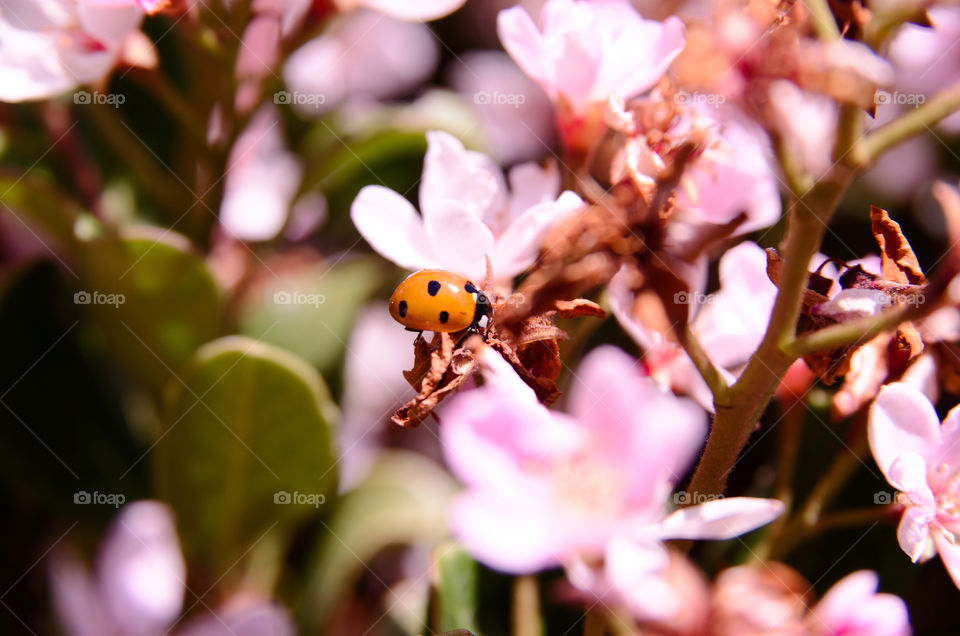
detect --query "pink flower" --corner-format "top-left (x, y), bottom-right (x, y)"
top-left (805, 570), bottom-right (911, 636)
top-left (283, 9), bottom-right (439, 117)
top-left (0, 0), bottom-right (153, 101)
top-left (219, 106), bottom-right (303, 241)
top-left (80, 0), bottom-right (169, 14)
top-left (439, 344), bottom-right (784, 576)
top-left (887, 7), bottom-right (960, 133)
top-left (498, 0), bottom-right (685, 149)
top-left (671, 105), bottom-right (781, 236)
top-left (611, 241), bottom-right (778, 410)
top-left (768, 80), bottom-right (837, 179)
top-left (446, 50), bottom-right (555, 165)
top-left (49, 501), bottom-right (294, 636)
top-left (350, 130), bottom-right (584, 283)
top-left (868, 382), bottom-right (960, 589)
top-left (712, 565), bottom-right (910, 636)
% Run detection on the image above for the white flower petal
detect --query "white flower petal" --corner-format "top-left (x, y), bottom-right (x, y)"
top-left (869, 383), bottom-right (942, 480)
top-left (350, 185), bottom-right (438, 270)
top-left (657, 497), bottom-right (784, 540)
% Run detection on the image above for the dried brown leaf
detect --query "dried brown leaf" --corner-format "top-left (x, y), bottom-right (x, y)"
top-left (870, 205), bottom-right (926, 285)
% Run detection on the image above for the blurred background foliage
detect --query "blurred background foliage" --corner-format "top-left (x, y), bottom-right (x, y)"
top-left (1, 1), bottom-right (959, 635)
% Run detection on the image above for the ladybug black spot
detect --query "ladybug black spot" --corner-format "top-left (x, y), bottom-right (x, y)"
top-left (427, 280), bottom-right (441, 296)
top-left (439, 310), bottom-right (449, 324)
top-left (464, 281), bottom-right (478, 294)
top-left (398, 300), bottom-right (408, 317)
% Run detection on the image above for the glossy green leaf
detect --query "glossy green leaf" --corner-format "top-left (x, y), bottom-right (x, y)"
top-left (238, 258), bottom-right (382, 373)
top-left (435, 543), bottom-right (481, 635)
top-left (154, 336), bottom-right (338, 571)
top-left (0, 171), bottom-right (83, 253)
top-left (76, 227), bottom-right (222, 392)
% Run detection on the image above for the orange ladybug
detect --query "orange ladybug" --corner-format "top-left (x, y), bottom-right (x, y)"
top-left (388, 269), bottom-right (491, 334)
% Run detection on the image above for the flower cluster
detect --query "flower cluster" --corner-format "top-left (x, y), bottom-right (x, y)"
top-left (4, 0), bottom-right (960, 633)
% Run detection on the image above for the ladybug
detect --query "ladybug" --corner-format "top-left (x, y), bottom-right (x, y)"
top-left (388, 269), bottom-right (491, 336)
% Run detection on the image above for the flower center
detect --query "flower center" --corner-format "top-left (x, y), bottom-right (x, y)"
top-left (551, 452), bottom-right (625, 518)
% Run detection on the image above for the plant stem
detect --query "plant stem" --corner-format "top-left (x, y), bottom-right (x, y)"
top-left (771, 433), bottom-right (872, 558)
top-left (84, 105), bottom-right (189, 212)
top-left (128, 68), bottom-right (209, 144)
top-left (859, 82), bottom-right (960, 164)
top-left (787, 303), bottom-right (920, 356)
top-left (583, 611), bottom-right (605, 636)
top-left (684, 169), bottom-right (852, 501)
top-left (605, 605), bottom-right (639, 636)
top-left (512, 575), bottom-right (541, 636)
top-left (681, 325), bottom-right (732, 406)
top-left (803, 0), bottom-right (840, 40)
top-left (754, 406), bottom-right (805, 560)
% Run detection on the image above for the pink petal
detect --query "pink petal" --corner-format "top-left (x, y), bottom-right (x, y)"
top-left (493, 190), bottom-right (583, 278)
top-left (569, 346), bottom-right (707, 503)
top-left (497, 6), bottom-right (552, 97)
top-left (421, 130), bottom-right (503, 224)
top-left (693, 241), bottom-right (776, 370)
top-left (350, 185), bottom-right (438, 271)
top-left (603, 536), bottom-right (670, 589)
top-left (768, 80), bottom-right (837, 177)
top-left (423, 198), bottom-right (496, 280)
top-left (810, 570), bottom-right (910, 636)
top-left (886, 453), bottom-right (935, 508)
top-left (96, 501), bottom-right (185, 635)
top-left (899, 353), bottom-right (939, 406)
top-left (548, 27), bottom-right (602, 113)
top-left (344, 0), bottom-right (466, 21)
top-left (677, 110), bottom-right (781, 233)
top-left (657, 497), bottom-right (784, 541)
top-left (439, 347), bottom-right (583, 492)
top-left (599, 536), bottom-right (682, 623)
top-left (897, 505), bottom-right (935, 563)
top-left (449, 488), bottom-right (567, 573)
top-left (933, 531), bottom-right (960, 590)
top-left (932, 405), bottom-right (960, 482)
top-left (177, 599), bottom-right (295, 636)
top-left (49, 550), bottom-right (111, 636)
top-left (504, 162), bottom-right (562, 227)
top-left (869, 383), bottom-right (942, 480)
top-left (593, 13), bottom-right (686, 101)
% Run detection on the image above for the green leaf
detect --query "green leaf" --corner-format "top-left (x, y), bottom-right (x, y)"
top-left (0, 170), bottom-right (83, 253)
top-left (435, 543), bottom-right (481, 635)
top-left (154, 336), bottom-right (338, 572)
top-left (300, 450), bottom-right (458, 631)
top-left (238, 258), bottom-right (382, 373)
top-left (76, 227), bottom-right (222, 392)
